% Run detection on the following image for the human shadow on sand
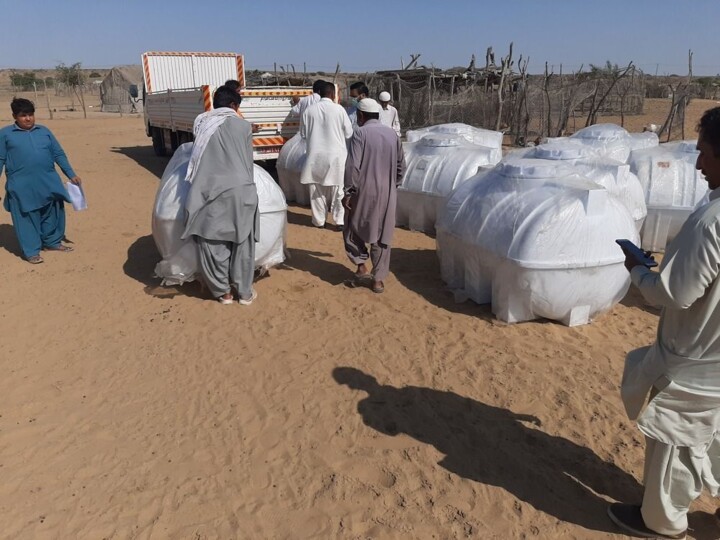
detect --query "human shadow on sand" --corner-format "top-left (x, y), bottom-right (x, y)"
top-left (333, 366), bottom-right (646, 535)
top-left (391, 247), bottom-right (495, 320)
top-left (123, 234), bottom-right (205, 299)
top-left (280, 247), bottom-right (353, 286)
top-left (620, 285), bottom-right (662, 316)
top-left (111, 146), bottom-right (169, 179)
top-left (0, 223), bottom-right (22, 258)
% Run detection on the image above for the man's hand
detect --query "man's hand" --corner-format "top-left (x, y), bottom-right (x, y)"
top-left (342, 195), bottom-right (352, 211)
top-left (291, 96), bottom-right (301, 105)
top-left (70, 176), bottom-right (82, 186)
top-left (620, 245), bottom-right (654, 272)
top-left (251, 124), bottom-right (260, 133)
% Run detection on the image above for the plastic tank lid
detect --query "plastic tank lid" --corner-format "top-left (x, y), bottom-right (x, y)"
top-left (431, 123), bottom-right (473, 135)
top-left (574, 123), bottom-right (628, 141)
top-left (535, 142), bottom-right (591, 160)
top-left (498, 159), bottom-right (566, 179)
top-left (420, 135), bottom-right (463, 147)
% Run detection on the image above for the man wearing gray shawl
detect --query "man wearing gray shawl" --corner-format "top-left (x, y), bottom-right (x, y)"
top-left (343, 98), bottom-right (405, 294)
top-left (182, 86), bottom-right (259, 305)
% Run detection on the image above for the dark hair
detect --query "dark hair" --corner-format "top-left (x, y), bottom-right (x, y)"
top-left (312, 79), bottom-right (327, 94)
top-left (213, 86), bottom-right (241, 109)
top-left (11, 98), bottom-right (35, 115)
top-left (698, 107), bottom-right (720, 156)
top-left (350, 81), bottom-right (369, 96)
top-left (319, 81), bottom-right (335, 98)
top-left (224, 79), bottom-right (242, 92)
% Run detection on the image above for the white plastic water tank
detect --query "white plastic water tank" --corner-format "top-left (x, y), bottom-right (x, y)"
top-left (629, 131), bottom-right (660, 152)
top-left (436, 159), bottom-right (638, 326)
top-left (511, 140), bottom-right (647, 230)
top-left (629, 140), bottom-right (707, 252)
top-left (276, 133), bottom-right (310, 206)
top-left (398, 134), bottom-right (502, 232)
top-left (549, 124), bottom-right (641, 163)
top-left (406, 122), bottom-right (503, 150)
top-left (152, 143), bottom-right (288, 285)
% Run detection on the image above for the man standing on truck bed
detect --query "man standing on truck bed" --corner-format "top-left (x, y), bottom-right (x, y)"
top-left (291, 79), bottom-right (325, 127)
top-left (182, 86), bottom-right (259, 305)
top-left (299, 82), bottom-right (353, 229)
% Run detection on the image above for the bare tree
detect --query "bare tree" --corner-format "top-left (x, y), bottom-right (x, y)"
top-left (584, 61), bottom-right (634, 126)
top-left (495, 42), bottom-right (513, 131)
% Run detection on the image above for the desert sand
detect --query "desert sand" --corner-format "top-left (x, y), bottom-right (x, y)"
top-left (0, 97), bottom-right (719, 539)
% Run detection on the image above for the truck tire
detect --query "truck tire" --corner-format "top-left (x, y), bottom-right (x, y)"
top-left (151, 127), bottom-right (166, 157)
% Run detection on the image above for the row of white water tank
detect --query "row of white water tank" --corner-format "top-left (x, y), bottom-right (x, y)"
top-left (275, 122), bottom-right (708, 326)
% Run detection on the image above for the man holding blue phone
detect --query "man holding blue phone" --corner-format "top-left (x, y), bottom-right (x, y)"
top-left (609, 107), bottom-right (720, 539)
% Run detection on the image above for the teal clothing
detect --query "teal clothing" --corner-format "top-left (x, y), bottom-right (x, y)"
top-left (7, 198), bottom-right (66, 257)
top-left (0, 123), bottom-right (74, 213)
top-left (0, 122), bottom-right (76, 258)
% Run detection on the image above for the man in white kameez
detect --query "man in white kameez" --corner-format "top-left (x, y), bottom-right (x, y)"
top-left (609, 106), bottom-right (720, 539)
top-left (378, 91), bottom-right (401, 137)
top-left (291, 79), bottom-right (325, 127)
top-left (299, 82), bottom-right (352, 228)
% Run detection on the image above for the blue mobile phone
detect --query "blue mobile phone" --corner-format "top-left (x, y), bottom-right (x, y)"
top-left (616, 239), bottom-right (658, 268)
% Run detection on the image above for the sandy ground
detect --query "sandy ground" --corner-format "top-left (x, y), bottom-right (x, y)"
top-left (1, 98), bottom-right (720, 540)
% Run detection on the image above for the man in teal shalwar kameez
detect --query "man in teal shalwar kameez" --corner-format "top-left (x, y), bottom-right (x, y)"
top-left (0, 98), bottom-right (82, 264)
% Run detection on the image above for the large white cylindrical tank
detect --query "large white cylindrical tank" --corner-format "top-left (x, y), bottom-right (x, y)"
top-left (511, 140), bottom-right (647, 230)
top-left (152, 143), bottom-right (288, 285)
top-left (276, 133), bottom-right (310, 206)
top-left (406, 122), bottom-right (503, 150)
top-left (436, 160), bottom-right (638, 326)
top-left (398, 134), bottom-right (502, 232)
top-left (629, 140), bottom-right (708, 252)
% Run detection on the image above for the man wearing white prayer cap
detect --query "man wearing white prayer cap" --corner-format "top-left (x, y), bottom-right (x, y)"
top-left (378, 91), bottom-right (401, 137)
top-left (343, 98), bottom-right (405, 293)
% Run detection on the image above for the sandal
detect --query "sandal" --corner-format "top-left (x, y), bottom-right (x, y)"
top-left (218, 293), bottom-right (234, 305)
top-left (372, 282), bottom-right (385, 294)
top-left (44, 244), bottom-right (74, 252)
top-left (26, 255), bottom-right (44, 265)
top-left (238, 289), bottom-right (258, 306)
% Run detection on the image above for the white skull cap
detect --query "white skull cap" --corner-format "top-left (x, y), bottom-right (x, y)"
top-left (357, 98), bottom-right (382, 113)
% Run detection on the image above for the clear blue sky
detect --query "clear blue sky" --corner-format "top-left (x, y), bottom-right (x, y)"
top-left (2, 0), bottom-right (719, 75)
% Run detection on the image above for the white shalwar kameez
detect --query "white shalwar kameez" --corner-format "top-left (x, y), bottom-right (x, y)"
top-left (622, 187), bottom-right (720, 536)
top-left (299, 97), bottom-right (353, 227)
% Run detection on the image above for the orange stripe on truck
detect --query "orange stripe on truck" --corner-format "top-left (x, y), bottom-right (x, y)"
top-left (240, 89), bottom-right (312, 97)
top-left (142, 54), bottom-right (152, 93)
top-left (236, 55), bottom-right (245, 88)
top-left (202, 85), bottom-right (212, 111)
top-left (252, 137), bottom-right (288, 147)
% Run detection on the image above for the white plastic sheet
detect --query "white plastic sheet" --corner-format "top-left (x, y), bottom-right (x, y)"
top-left (406, 123), bottom-right (503, 149)
top-left (436, 159), bottom-right (638, 326)
top-left (276, 134), bottom-right (310, 205)
top-left (397, 134), bottom-right (502, 232)
top-left (547, 123), bottom-right (650, 164)
top-left (510, 140), bottom-right (647, 229)
top-left (628, 140), bottom-right (707, 251)
top-left (152, 142), bottom-right (288, 286)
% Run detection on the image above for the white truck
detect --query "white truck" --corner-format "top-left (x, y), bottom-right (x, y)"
top-left (141, 51), bottom-right (313, 160)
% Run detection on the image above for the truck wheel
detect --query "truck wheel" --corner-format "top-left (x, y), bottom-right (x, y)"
top-left (151, 128), bottom-right (166, 156)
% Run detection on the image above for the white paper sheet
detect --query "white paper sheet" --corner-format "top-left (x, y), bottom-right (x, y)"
top-left (66, 182), bottom-right (87, 211)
